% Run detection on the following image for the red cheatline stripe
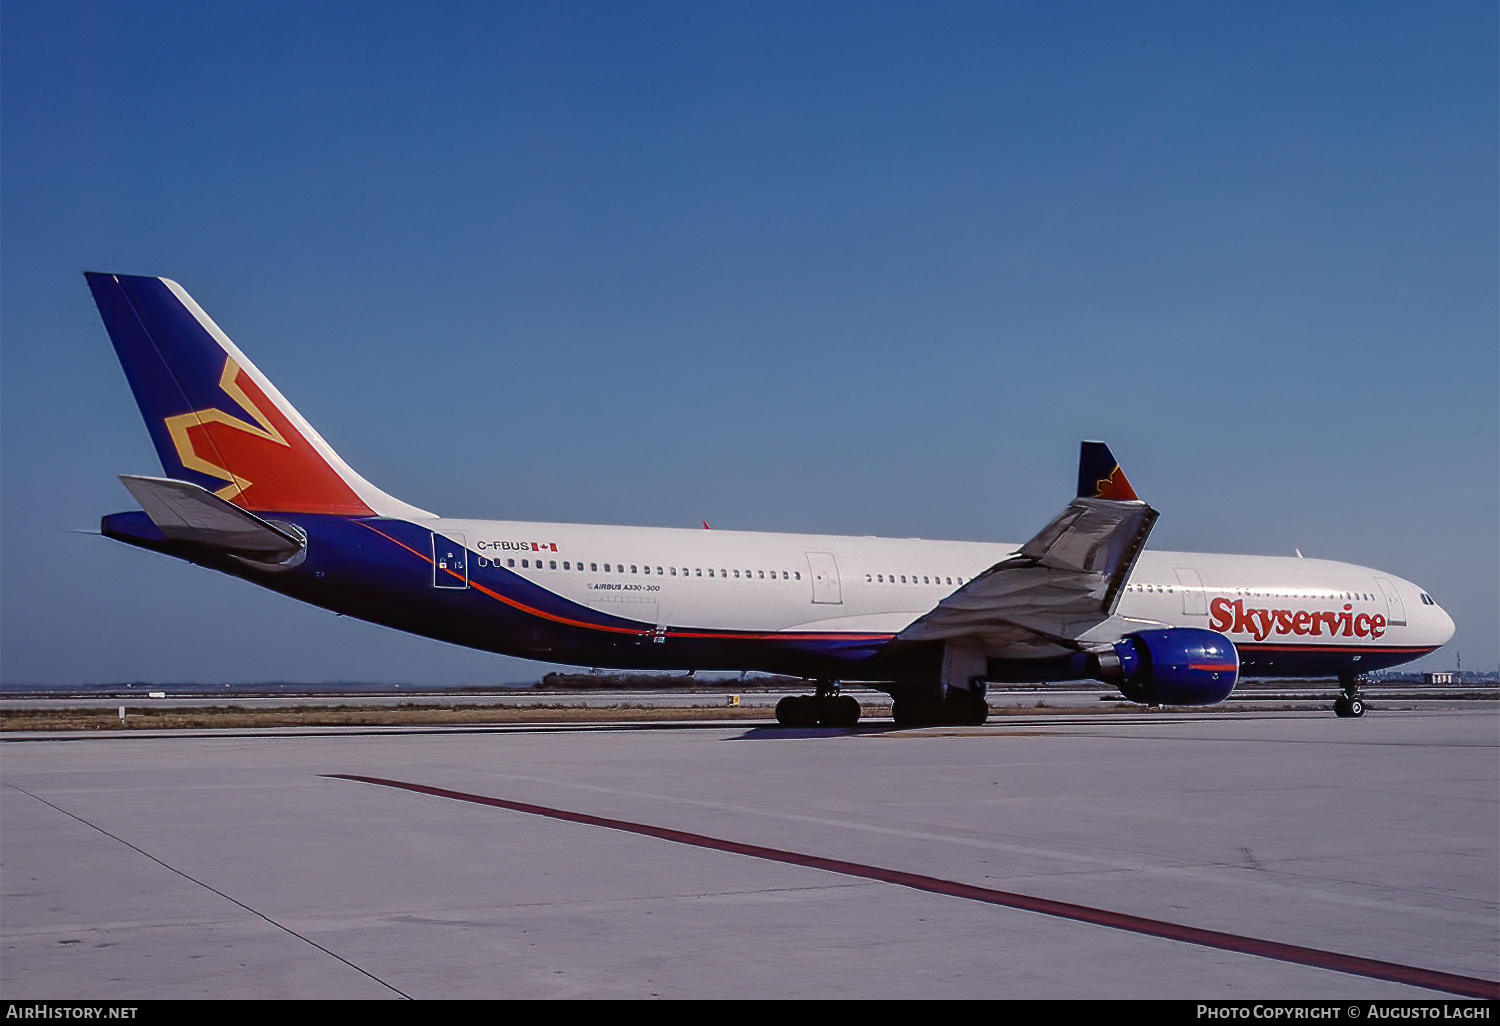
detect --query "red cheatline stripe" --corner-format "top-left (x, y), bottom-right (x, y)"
top-left (355, 522), bottom-right (894, 644)
top-left (329, 773), bottom-right (1498, 1000)
top-left (356, 522), bottom-right (641, 636)
top-left (1239, 643), bottom-right (1436, 655)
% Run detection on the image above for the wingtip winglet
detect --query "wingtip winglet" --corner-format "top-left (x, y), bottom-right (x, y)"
top-left (1077, 441), bottom-right (1139, 501)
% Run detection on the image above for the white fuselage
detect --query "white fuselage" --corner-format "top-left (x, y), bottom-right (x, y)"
top-left (428, 516), bottom-right (1455, 657)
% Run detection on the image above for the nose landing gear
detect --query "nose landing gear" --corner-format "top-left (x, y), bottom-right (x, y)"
top-left (1334, 673), bottom-right (1367, 718)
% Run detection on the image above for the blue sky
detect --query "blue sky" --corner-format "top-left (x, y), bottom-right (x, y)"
top-left (3, 1), bottom-right (1495, 685)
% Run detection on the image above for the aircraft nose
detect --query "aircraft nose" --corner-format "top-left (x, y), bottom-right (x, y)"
top-left (1417, 583), bottom-right (1457, 646)
top-left (1432, 599), bottom-right (1456, 646)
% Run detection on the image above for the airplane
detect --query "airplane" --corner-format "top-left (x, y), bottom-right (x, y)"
top-left (85, 272), bottom-right (1456, 726)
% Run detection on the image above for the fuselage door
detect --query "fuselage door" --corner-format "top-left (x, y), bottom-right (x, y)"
top-left (432, 531), bottom-right (470, 589)
top-left (806, 551), bottom-right (843, 605)
top-left (1173, 567), bottom-right (1207, 617)
top-left (1375, 577), bottom-right (1407, 626)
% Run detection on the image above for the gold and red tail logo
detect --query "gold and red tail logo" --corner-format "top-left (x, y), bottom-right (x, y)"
top-left (1093, 465), bottom-right (1139, 501)
top-left (164, 358), bottom-right (373, 516)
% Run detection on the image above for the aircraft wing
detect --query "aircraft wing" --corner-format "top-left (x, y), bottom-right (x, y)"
top-left (118, 475), bottom-right (304, 560)
top-left (896, 443), bottom-right (1157, 658)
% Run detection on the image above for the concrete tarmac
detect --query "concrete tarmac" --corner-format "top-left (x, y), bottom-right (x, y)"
top-left (2, 709), bottom-right (1496, 999)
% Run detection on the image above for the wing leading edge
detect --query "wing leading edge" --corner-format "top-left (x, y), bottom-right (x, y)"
top-left (897, 442), bottom-right (1157, 658)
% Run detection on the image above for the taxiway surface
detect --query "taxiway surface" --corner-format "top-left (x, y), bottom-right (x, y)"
top-left (3, 709), bottom-right (1496, 999)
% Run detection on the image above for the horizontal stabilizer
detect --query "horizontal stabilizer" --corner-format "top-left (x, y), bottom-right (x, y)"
top-left (118, 475), bottom-right (304, 560)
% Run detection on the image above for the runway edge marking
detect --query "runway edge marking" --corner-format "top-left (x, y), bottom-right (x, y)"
top-left (6, 783), bottom-right (412, 999)
top-left (327, 773), bottom-right (1498, 1000)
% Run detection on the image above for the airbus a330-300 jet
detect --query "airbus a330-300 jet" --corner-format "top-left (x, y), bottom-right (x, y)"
top-left (87, 273), bottom-right (1454, 725)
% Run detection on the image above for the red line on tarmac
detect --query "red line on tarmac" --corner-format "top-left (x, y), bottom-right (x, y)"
top-left (329, 773), bottom-right (1499, 1000)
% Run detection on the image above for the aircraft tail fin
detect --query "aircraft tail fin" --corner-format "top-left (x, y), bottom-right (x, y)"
top-left (1077, 441), bottom-right (1139, 501)
top-left (85, 273), bottom-right (430, 518)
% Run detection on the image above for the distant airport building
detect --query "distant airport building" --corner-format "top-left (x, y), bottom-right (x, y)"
top-left (1423, 671), bottom-right (1457, 685)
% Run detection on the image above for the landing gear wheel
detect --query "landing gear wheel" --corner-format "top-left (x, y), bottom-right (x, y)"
top-left (892, 696), bottom-right (923, 727)
top-left (1333, 695), bottom-right (1366, 718)
top-left (775, 695), bottom-right (815, 727)
top-left (892, 690), bottom-right (987, 727)
top-left (1334, 674), bottom-right (1367, 719)
top-left (775, 691), bottom-right (861, 728)
top-left (965, 694), bottom-right (990, 726)
top-left (828, 694), bottom-right (861, 728)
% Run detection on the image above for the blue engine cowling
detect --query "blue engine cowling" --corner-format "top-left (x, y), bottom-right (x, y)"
top-left (1093, 627), bottom-right (1239, 706)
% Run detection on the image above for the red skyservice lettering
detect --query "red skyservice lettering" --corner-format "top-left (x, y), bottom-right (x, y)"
top-left (1208, 597), bottom-right (1385, 642)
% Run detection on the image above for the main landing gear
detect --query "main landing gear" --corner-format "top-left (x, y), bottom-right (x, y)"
top-left (891, 685), bottom-right (989, 727)
top-left (775, 680), bottom-right (861, 728)
top-left (1334, 673), bottom-right (1366, 718)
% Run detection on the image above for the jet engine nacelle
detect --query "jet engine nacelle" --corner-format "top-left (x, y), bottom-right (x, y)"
top-left (1092, 627), bottom-right (1239, 706)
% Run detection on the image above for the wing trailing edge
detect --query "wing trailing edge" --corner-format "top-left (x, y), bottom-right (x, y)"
top-left (898, 442), bottom-right (1157, 657)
